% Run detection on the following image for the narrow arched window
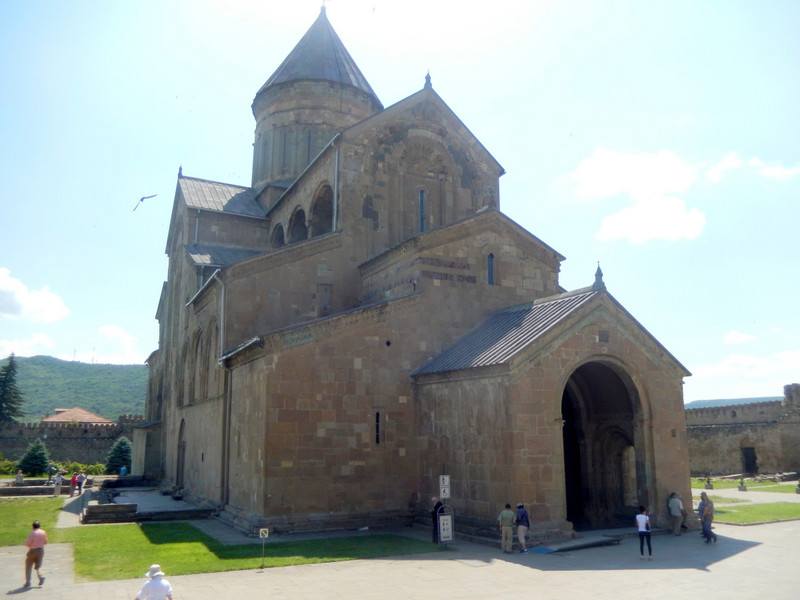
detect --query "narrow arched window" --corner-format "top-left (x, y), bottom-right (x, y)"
top-left (418, 189), bottom-right (426, 233)
top-left (375, 412), bottom-right (381, 444)
top-left (487, 253), bottom-right (495, 285)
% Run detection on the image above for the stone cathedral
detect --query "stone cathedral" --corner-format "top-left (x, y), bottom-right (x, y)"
top-left (136, 8), bottom-right (692, 536)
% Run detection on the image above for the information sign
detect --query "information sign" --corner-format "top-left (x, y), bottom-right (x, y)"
top-left (438, 514), bottom-right (453, 542)
top-left (439, 474), bottom-right (450, 499)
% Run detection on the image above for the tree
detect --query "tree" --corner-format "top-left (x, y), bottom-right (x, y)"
top-left (17, 439), bottom-right (51, 475)
top-left (106, 436), bottom-right (132, 475)
top-left (0, 353), bottom-right (25, 422)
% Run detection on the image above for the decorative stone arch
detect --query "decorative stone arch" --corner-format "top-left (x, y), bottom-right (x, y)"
top-left (559, 356), bottom-right (645, 529)
top-left (288, 207), bottom-right (308, 243)
top-left (205, 318), bottom-right (220, 399)
top-left (270, 223), bottom-right (286, 248)
top-left (186, 329), bottom-right (204, 404)
top-left (176, 341), bottom-right (189, 407)
top-left (309, 184), bottom-right (334, 237)
top-left (382, 136), bottom-right (458, 243)
top-left (176, 419), bottom-right (186, 489)
top-left (153, 378), bottom-right (164, 423)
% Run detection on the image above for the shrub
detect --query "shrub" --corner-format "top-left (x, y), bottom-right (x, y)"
top-left (44, 461), bottom-right (106, 478)
top-left (105, 436), bottom-right (132, 475)
top-left (0, 458), bottom-right (17, 476)
top-left (17, 439), bottom-right (51, 475)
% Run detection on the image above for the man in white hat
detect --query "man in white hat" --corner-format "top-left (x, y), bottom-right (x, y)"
top-left (135, 564), bottom-right (173, 600)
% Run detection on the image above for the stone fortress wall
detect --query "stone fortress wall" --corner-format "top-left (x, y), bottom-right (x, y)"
top-left (0, 415), bottom-right (145, 465)
top-left (685, 384), bottom-right (800, 476)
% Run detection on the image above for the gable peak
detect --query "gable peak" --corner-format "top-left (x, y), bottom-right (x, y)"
top-left (592, 262), bottom-right (607, 292)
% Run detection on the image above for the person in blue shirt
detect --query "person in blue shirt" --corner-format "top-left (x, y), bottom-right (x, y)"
top-left (515, 503), bottom-right (530, 553)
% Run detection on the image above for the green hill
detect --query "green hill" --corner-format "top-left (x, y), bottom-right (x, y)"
top-left (684, 396), bottom-right (782, 409)
top-left (0, 355), bottom-right (146, 422)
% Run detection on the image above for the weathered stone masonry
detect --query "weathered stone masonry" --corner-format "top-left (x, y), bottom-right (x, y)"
top-left (686, 384), bottom-right (800, 475)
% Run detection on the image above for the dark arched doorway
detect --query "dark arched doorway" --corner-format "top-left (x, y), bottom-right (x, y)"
top-left (561, 361), bottom-right (640, 529)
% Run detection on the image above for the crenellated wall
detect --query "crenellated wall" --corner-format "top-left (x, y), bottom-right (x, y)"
top-left (686, 384), bottom-right (800, 475)
top-left (0, 415), bottom-right (145, 465)
top-left (685, 400), bottom-right (785, 426)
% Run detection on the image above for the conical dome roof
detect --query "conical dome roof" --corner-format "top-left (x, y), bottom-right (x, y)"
top-left (256, 7), bottom-right (380, 105)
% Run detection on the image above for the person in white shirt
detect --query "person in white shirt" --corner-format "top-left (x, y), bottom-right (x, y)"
top-left (135, 564), bottom-right (173, 600)
top-left (635, 505), bottom-right (652, 560)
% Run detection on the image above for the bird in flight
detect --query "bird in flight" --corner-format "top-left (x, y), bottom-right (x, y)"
top-left (133, 194), bottom-right (157, 212)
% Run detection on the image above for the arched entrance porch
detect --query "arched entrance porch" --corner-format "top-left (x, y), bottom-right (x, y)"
top-left (561, 360), bottom-right (644, 529)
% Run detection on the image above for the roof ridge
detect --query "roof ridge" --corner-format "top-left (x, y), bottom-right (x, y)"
top-left (181, 175), bottom-right (251, 190)
top-left (500, 286), bottom-right (597, 314)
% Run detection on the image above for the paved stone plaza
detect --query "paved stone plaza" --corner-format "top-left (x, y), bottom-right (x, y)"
top-left (2, 489), bottom-right (797, 599)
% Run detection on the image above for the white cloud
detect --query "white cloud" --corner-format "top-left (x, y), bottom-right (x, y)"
top-left (748, 157), bottom-right (800, 180)
top-left (56, 325), bottom-right (145, 365)
top-left (723, 330), bottom-right (756, 345)
top-left (571, 148), bottom-right (697, 202)
top-left (596, 196), bottom-right (706, 243)
top-left (0, 333), bottom-right (55, 357)
top-left (0, 268), bottom-right (69, 323)
top-left (570, 148), bottom-right (704, 243)
top-left (705, 152), bottom-right (742, 182)
top-left (692, 350), bottom-right (800, 381)
top-left (684, 349), bottom-right (800, 401)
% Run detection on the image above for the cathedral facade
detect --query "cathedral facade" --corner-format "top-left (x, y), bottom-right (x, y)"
top-left (137, 8), bottom-right (692, 536)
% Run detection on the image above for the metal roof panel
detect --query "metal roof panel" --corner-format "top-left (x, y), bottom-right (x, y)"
top-left (413, 290), bottom-right (598, 376)
top-left (179, 177), bottom-right (265, 218)
top-left (185, 244), bottom-right (262, 267)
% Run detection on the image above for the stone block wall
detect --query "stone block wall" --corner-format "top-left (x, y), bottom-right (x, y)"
top-left (685, 401), bottom-right (785, 426)
top-left (0, 415), bottom-right (144, 465)
top-left (686, 384), bottom-right (800, 475)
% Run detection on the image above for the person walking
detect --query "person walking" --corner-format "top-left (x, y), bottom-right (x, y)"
top-left (15, 469), bottom-right (24, 487)
top-left (23, 520), bottom-right (47, 587)
top-left (515, 503), bottom-right (530, 553)
top-left (667, 492), bottom-right (686, 535)
top-left (69, 473), bottom-right (78, 497)
top-left (52, 471), bottom-right (63, 497)
top-left (497, 503), bottom-right (516, 554)
top-left (135, 564), bottom-right (173, 600)
top-left (700, 491), bottom-right (717, 543)
top-left (636, 505), bottom-right (652, 560)
top-left (77, 470), bottom-right (87, 494)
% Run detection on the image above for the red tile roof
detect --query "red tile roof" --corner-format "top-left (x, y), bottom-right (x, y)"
top-left (42, 407), bottom-right (113, 425)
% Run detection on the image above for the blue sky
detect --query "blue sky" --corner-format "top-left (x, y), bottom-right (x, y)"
top-left (1, 0), bottom-right (797, 402)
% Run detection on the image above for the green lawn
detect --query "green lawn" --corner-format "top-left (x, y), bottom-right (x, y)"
top-left (692, 494), bottom-right (750, 505)
top-left (714, 502), bottom-right (800, 524)
top-left (747, 483), bottom-right (800, 493)
top-left (0, 497), bottom-right (63, 546)
top-left (0, 498), bottom-right (445, 581)
top-left (691, 477), bottom-right (799, 492)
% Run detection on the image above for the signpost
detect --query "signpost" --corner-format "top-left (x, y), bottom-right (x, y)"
top-left (438, 511), bottom-right (453, 542)
top-left (438, 474), bottom-right (453, 543)
top-left (439, 474), bottom-right (450, 499)
top-left (259, 528), bottom-right (269, 568)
